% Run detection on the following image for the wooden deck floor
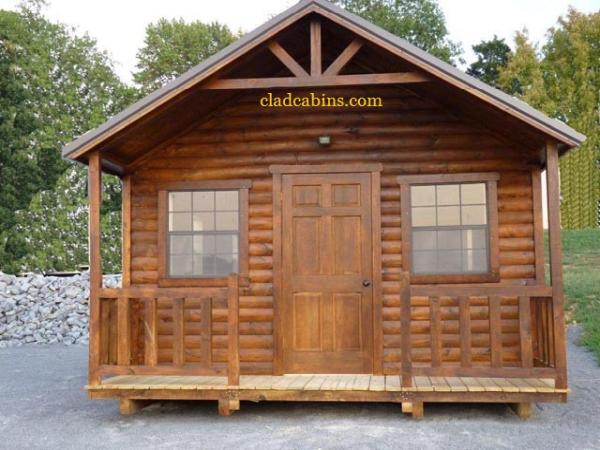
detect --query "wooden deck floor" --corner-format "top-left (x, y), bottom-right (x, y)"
top-left (88, 374), bottom-right (566, 394)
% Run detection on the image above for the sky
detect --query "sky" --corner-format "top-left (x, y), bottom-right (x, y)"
top-left (1, 0), bottom-right (598, 84)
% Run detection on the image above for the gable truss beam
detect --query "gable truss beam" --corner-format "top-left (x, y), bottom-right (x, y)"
top-left (323, 38), bottom-right (363, 76)
top-left (268, 41), bottom-right (309, 78)
top-left (203, 72), bottom-right (430, 89)
top-left (310, 19), bottom-right (322, 76)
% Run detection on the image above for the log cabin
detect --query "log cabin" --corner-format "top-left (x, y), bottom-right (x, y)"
top-left (63, 0), bottom-right (585, 418)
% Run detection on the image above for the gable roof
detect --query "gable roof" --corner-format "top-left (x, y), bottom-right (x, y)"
top-left (62, 0), bottom-right (585, 166)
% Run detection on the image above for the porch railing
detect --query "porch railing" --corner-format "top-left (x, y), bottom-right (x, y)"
top-left (398, 271), bottom-right (563, 388)
top-left (89, 273), bottom-right (240, 387)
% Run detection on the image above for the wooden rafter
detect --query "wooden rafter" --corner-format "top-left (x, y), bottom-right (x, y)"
top-left (203, 72), bottom-right (429, 89)
top-left (310, 19), bottom-right (322, 76)
top-left (324, 38), bottom-right (363, 76)
top-left (267, 41), bottom-right (309, 77)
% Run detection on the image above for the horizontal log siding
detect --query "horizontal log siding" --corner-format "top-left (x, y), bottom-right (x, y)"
top-left (129, 87), bottom-right (537, 375)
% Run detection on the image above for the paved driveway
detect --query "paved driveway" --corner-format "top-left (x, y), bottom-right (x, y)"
top-left (1, 327), bottom-right (599, 450)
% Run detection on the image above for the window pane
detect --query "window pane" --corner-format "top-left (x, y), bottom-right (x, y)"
top-left (462, 205), bottom-right (487, 225)
top-left (412, 207), bottom-right (436, 227)
top-left (170, 235), bottom-right (193, 255)
top-left (436, 184), bottom-right (459, 205)
top-left (413, 230), bottom-right (436, 250)
top-left (437, 230), bottom-right (461, 250)
top-left (216, 191), bottom-right (239, 210)
top-left (193, 235), bottom-right (215, 254)
top-left (169, 192), bottom-right (191, 212)
top-left (413, 251), bottom-right (436, 274)
top-left (216, 212), bottom-right (239, 230)
top-left (463, 249), bottom-right (488, 272)
top-left (461, 183), bottom-right (486, 204)
top-left (193, 212), bottom-right (215, 231)
top-left (193, 191), bottom-right (214, 211)
top-left (170, 255), bottom-right (193, 277)
top-left (411, 185), bottom-right (435, 206)
top-left (215, 254), bottom-right (238, 275)
top-left (437, 250), bottom-right (462, 273)
top-left (437, 206), bottom-right (460, 226)
top-left (463, 229), bottom-right (487, 249)
top-left (193, 255), bottom-right (215, 276)
top-left (169, 212), bottom-right (192, 231)
top-left (216, 234), bottom-right (239, 254)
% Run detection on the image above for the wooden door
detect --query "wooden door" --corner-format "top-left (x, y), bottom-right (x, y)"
top-left (281, 172), bottom-right (374, 373)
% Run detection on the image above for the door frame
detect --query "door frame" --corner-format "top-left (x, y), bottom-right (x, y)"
top-left (269, 163), bottom-right (383, 375)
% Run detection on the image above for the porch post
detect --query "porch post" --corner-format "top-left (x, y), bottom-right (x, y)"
top-left (545, 141), bottom-right (568, 389)
top-left (88, 151), bottom-right (103, 386)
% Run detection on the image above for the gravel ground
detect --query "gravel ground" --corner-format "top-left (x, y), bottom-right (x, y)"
top-left (0, 326), bottom-right (599, 450)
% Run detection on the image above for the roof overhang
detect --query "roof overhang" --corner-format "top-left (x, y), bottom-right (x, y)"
top-left (62, 0), bottom-right (586, 173)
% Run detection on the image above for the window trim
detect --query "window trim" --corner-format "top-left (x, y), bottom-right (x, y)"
top-left (397, 173), bottom-right (500, 284)
top-left (157, 180), bottom-right (251, 287)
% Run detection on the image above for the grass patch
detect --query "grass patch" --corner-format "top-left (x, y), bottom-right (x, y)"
top-left (559, 228), bottom-right (600, 362)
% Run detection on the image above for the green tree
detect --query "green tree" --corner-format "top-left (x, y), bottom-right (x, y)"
top-left (0, 3), bottom-right (134, 272)
top-left (330, 0), bottom-right (462, 64)
top-left (9, 166), bottom-right (122, 274)
top-left (133, 18), bottom-right (238, 95)
top-left (467, 35), bottom-right (511, 88)
top-left (499, 11), bottom-right (600, 229)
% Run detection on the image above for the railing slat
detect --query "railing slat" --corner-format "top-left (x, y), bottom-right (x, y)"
top-left (459, 296), bottom-right (471, 368)
top-left (430, 296), bottom-right (441, 368)
top-left (519, 296), bottom-right (534, 368)
top-left (117, 296), bottom-right (130, 366)
top-left (201, 297), bottom-right (212, 367)
top-left (489, 295), bottom-right (502, 368)
top-left (400, 271), bottom-right (412, 387)
top-left (173, 298), bottom-right (185, 367)
top-left (228, 274), bottom-right (240, 387)
top-left (144, 297), bottom-right (158, 367)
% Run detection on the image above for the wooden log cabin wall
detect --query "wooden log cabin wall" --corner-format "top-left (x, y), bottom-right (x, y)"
top-left (66, 0), bottom-right (584, 417)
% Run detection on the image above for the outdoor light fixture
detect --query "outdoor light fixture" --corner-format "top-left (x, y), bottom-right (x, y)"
top-left (318, 135), bottom-right (332, 146)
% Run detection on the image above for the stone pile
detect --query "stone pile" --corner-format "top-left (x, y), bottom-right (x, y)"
top-left (0, 272), bottom-right (120, 348)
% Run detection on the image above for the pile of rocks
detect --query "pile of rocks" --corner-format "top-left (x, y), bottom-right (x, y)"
top-left (0, 272), bottom-right (120, 348)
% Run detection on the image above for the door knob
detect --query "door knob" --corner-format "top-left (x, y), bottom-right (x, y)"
top-left (362, 280), bottom-right (371, 287)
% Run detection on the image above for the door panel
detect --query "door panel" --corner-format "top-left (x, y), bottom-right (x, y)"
top-left (282, 172), bottom-right (374, 374)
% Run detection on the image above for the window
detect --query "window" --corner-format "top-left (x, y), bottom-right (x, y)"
top-left (398, 173), bottom-right (500, 283)
top-left (158, 180), bottom-right (250, 286)
top-left (168, 190), bottom-right (239, 277)
top-left (411, 183), bottom-right (488, 274)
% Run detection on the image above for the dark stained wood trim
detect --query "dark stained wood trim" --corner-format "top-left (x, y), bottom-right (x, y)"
top-left (121, 175), bottom-right (131, 287)
top-left (323, 38), bottom-right (363, 76)
top-left (157, 190), bottom-right (168, 287)
top-left (310, 19), bottom-right (322, 76)
top-left (489, 295), bottom-right (502, 368)
top-left (156, 180), bottom-right (252, 190)
top-left (399, 183), bottom-right (412, 272)
top-left (519, 296), bottom-right (534, 368)
top-left (88, 151), bottom-right (102, 386)
top-left (411, 273), bottom-right (500, 285)
top-left (371, 169), bottom-right (384, 375)
top-left (271, 172), bottom-right (284, 375)
top-left (172, 298), bottom-right (185, 366)
top-left (204, 72), bottom-right (430, 89)
top-left (399, 271), bottom-right (412, 386)
top-left (270, 163), bottom-right (383, 174)
top-left (397, 172), bottom-right (500, 184)
top-left (531, 168), bottom-right (546, 283)
top-left (100, 286), bottom-right (227, 299)
top-left (459, 296), bottom-right (472, 368)
top-left (487, 179), bottom-right (500, 279)
top-left (268, 41), bottom-right (309, 78)
top-left (430, 296), bottom-right (441, 367)
top-left (545, 141), bottom-right (568, 389)
top-left (227, 274), bottom-right (240, 386)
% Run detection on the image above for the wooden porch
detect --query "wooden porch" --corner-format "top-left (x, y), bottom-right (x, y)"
top-left (87, 374), bottom-right (567, 418)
